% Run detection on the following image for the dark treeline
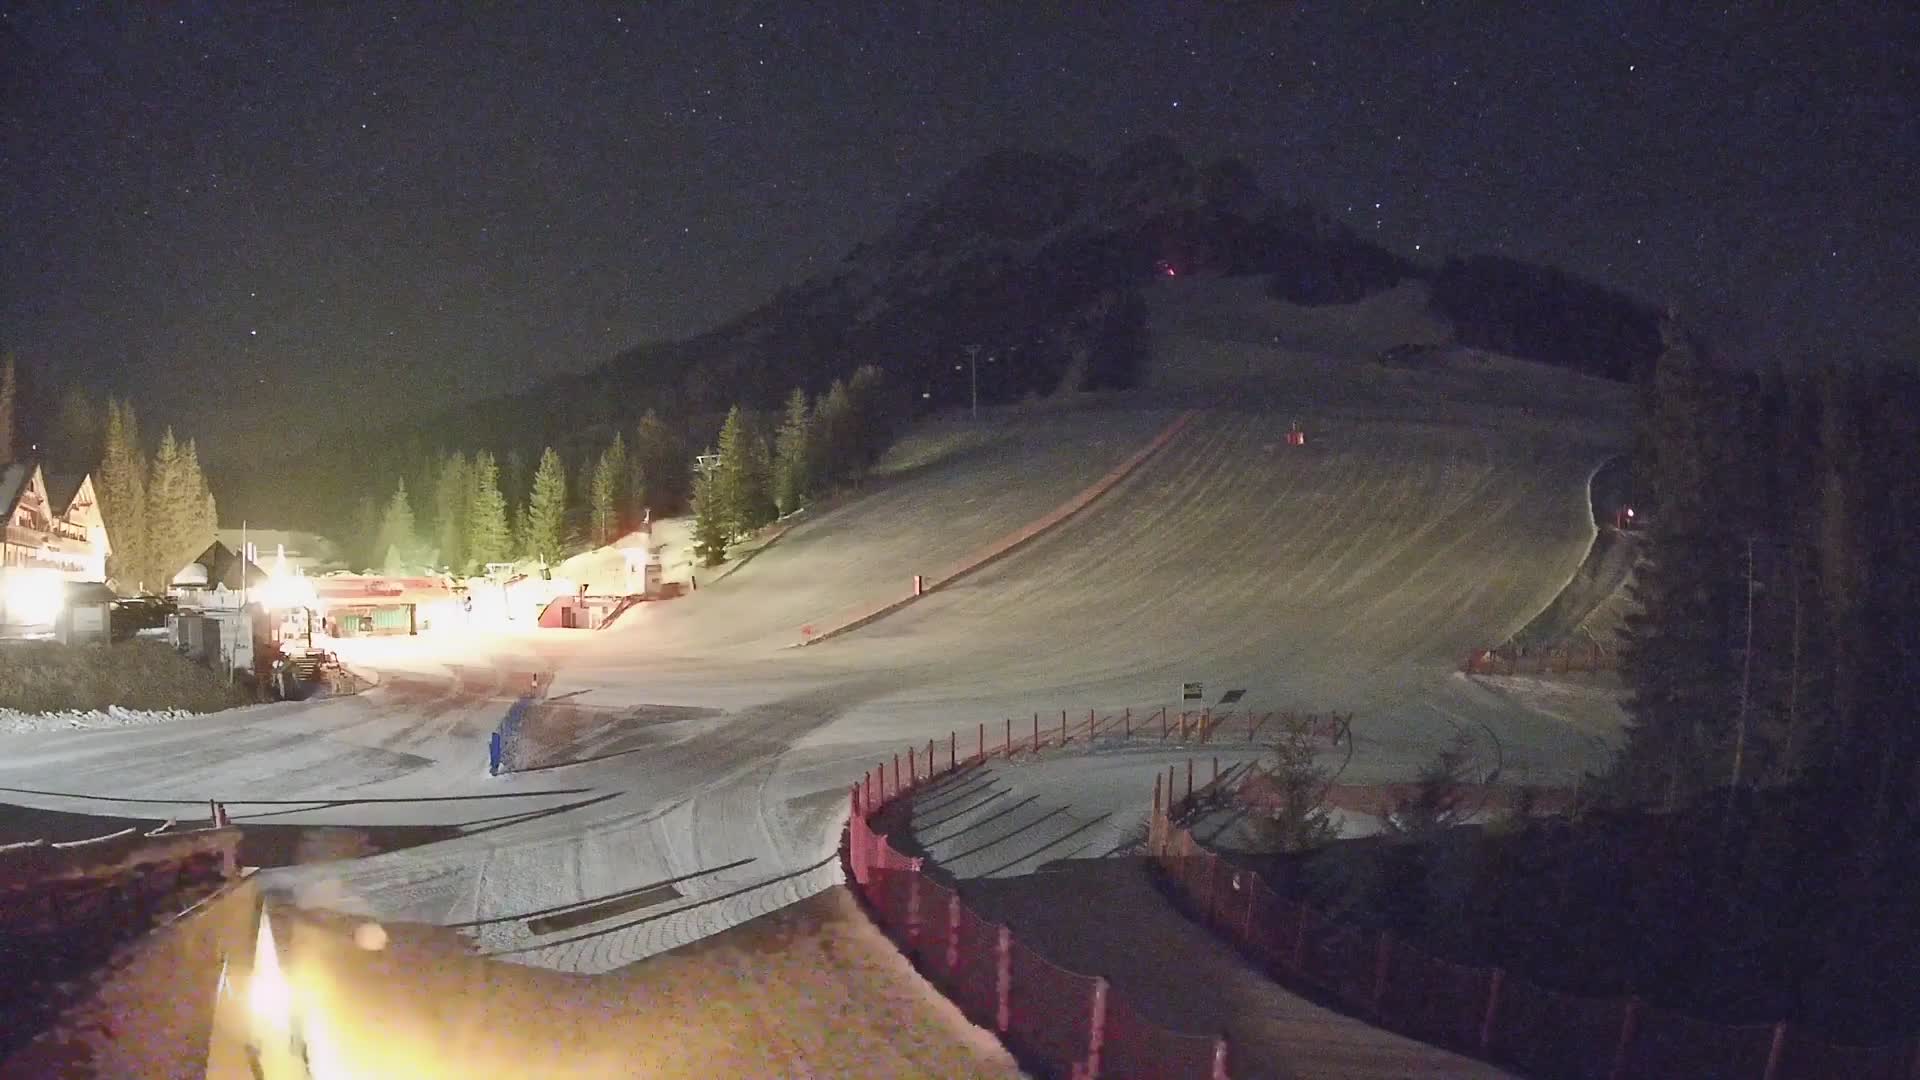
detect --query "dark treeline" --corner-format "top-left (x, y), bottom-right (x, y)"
top-left (1615, 325), bottom-right (1920, 827)
top-left (338, 365), bottom-right (904, 576)
top-left (1428, 255), bottom-right (1664, 383)
top-left (1591, 322), bottom-right (1920, 1037)
top-left (1272, 327), bottom-right (1920, 1041)
top-left (1260, 224), bottom-right (1665, 388)
top-left (1, 359), bottom-right (219, 595)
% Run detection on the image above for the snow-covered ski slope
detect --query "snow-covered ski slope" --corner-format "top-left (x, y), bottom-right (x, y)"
top-left (0, 276), bottom-right (1631, 973)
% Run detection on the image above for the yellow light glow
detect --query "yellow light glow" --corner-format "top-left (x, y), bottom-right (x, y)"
top-left (3, 569), bottom-right (64, 625)
top-left (261, 568), bottom-right (318, 610)
top-left (249, 909), bottom-right (292, 1035)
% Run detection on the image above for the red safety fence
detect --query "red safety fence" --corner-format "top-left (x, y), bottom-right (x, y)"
top-left (934, 706), bottom-right (1348, 759)
top-left (846, 730), bottom-right (1231, 1079)
top-left (1149, 770), bottom-right (1920, 1080)
top-left (1463, 643), bottom-right (1619, 676)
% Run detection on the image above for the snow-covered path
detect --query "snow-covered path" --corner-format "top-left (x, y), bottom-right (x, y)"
top-left (0, 279), bottom-right (1632, 981)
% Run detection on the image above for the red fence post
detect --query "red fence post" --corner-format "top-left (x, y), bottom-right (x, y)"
top-left (1195, 844), bottom-right (1214, 922)
top-left (1161, 707), bottom-right (1169, 740)
top-left (1005, 716), bottom-right (1013, 758)
top-left (1608, 998), bottom-right (1640, 1080)
top-left (1088, 707), bottom-right (1095, 741)
top-left (928, 738), bottom-right (936, 781)
top-left (1761, 1021), bottom-right (1787, 1080)
top-left (1203, 706), bottom-right (1212, 741)
top-left (893, 753), bottom-right (900, 796)
top-left (950, 730), bottom-right (957, 771)
top-left (910, 745), bottom-right (918, 786)
top-left (1241, 872), bottom-right (1258, 943)
top-left (995, 925), bottom-right (1013, 1033)
top-left (1210, 1034), bottom-right (1230, 1080)
top-left (1033, 711), bottom-right (1041, 752)
top-left (1061, 709), bottom-right (1068, 747)
top-left (1085, 976), bottom-right (1110, 1079)
top-left (1167, 765), bottom-right (1177, 812)
top-left (946, 892), bottom-right (962, 974)
top-left (978, 721), bottom-right (985, 763)
top-left (849, 786), bottom-right (865, 885)
top-left (1480, 968), bottom-right (1504, 1053)
top-left (1186, 759), bottom-right (1194, 802)
top-left (1212, 756), bottom-right (1219, 784)
top-left (906, 870), bottom-right (923, 952)
top-left (1291, 904), bottom-right (1310, 972)
top-left (1123, 707), bottom-right (1131, 738)
top-left (1372, 931), bottom-right (1392, 1018)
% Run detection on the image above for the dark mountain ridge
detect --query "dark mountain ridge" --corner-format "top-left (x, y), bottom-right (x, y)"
top-left (223, 140), bottom-right (1661, 526)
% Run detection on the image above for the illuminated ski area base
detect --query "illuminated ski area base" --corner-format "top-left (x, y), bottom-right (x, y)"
top-left (0, 280), bottom-right (1631, 984)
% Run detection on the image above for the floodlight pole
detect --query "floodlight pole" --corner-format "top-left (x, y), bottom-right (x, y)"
top-left (1730, 536), bottom-right (1755, 808)
top-left (965, 344), bottom-right (981, 421)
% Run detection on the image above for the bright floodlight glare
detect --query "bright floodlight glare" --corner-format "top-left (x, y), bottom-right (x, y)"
top-left (261, 569), bottom-right (318, 609)
top-left (3, 569), bottom-right (64, 625)
top-left (248, 910), bottom-right (292, 1035)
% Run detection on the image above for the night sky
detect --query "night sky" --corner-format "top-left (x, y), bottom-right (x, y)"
top-left (4, 4), bottom-right (1915, 466)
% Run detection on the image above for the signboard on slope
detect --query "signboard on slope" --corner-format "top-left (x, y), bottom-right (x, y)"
top-left (1181, 681), bottom-right (1204, 702)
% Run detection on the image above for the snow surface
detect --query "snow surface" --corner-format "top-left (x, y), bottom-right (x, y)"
top-left (0, 276), bottom-right (1631, 1012)
top-left (0, 706), bottom-right (210, 735)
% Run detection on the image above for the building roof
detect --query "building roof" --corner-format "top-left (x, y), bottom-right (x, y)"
top-left (42, 469), bottom-right (86, 516)
top-left (0, 458), bottom-right (98, 520)
top-left (0, 462), bottom-right (27, 520)
top-left (214, 528), bottom-right (346, 573)
top-left (186, 541), bottom-right (269, 590)
top-left (65, 581), bottom-right (118, 604)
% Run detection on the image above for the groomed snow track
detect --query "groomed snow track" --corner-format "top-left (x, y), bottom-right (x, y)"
top-left (0, 278), bottom-right (1631, 983)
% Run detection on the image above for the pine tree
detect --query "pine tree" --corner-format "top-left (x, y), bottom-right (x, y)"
top-left (522, 446), bottom-right (567, 564)
top-left (502, 448), bottom-right (529, 519)
top-left (97, 400), bottom-right (148, 592)
top-left (747, 430), bottom-right (776, 530)
top-left (690, 456), bottom-right (729, 567)
top-left (814, 374), bottom-right (852, 484)
top-left (773, 387), bottom-right (813, 516)
top-left (845, 365), bottom-right (893, 473)
top-left (145, 429), bottom-right (194, 587)
top-left (0, 354), bottom-right (15, 464)
top-left (432, 452), bottom-right (470, 574)
top-left (714, 406), bottom-right (773, 538)
top-left (183, 438), bottom-right (218, 567)
top-left (466, 451), bottom-right (511, 570)
top-left (348, 495), bottom-right (380, 571)
top-left (52, 386), bottom-right (101, 473)
top-left (1616, 320), bottom-right (1748, 806)
top-left (376, 478), bottom-right (417, 574)
top-left (633, 410), bottom-right (686, 515)
top-left (590, 435), bottom-right (627, 546)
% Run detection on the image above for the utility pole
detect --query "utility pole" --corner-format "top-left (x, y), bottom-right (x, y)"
top-left (1784, 554), bottom-right (1803, 775)
top-left (1730, 536), bottom-right (1756, 809)
top-left (965, 344), bottom-right (981, 421)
